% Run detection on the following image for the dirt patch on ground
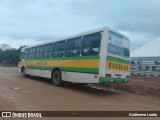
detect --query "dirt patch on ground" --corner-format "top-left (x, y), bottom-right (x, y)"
top-left (115, 76), bottom-right (160, 97)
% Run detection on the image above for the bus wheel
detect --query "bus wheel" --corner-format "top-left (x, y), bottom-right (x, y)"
top-left (52, 70), bottom-right (63, 87)
top-left (22, 67), bottom-right (26, 77)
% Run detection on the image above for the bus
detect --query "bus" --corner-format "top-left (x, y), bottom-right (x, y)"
top-left (18, 26), bottom-right (130, 87)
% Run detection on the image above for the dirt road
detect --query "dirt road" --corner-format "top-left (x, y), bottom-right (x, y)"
top-left (0, 67), bottom-right (159, 119)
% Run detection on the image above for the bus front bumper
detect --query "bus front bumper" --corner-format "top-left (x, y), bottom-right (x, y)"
top-left (17, 67), bottom-right (21, 74)
top-left (99, 77), bottom-right (130, 83)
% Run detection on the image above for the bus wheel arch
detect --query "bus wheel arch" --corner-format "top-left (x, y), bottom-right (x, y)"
top-left (51, 68), bottom-right (63, 87)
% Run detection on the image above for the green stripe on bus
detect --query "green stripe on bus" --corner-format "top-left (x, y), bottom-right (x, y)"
top-left (26, 55), bottom-right (100, 61)
top-left (26, 66), bottom-right (99, 74)
top-left (99, 77), bottom-right (130, 83)
top-left (27, 66), bottom-right (41, 69)
top-left (107, 56), bottom-right (130, 64)
top-left (61, 67), bottom-right (98, 73)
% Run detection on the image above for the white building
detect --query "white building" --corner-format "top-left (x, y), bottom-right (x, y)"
top-left (131, 38), bottom-right (160, 76)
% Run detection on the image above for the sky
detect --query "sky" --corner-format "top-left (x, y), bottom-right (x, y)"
top-left (0, 0), bottom-right (160, 51)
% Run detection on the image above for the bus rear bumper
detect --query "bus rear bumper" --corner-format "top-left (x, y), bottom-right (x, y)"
top-left (99, 77), bottom-right (130, 83)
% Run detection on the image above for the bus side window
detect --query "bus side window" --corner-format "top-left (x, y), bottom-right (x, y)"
top-left (65, 39), bottom-right (74, 57)
top-left (43, 44), bottom-right (53, 58)
top-left (28, 49), bottom-right (31, 59)
top-left (53, 41), bottom-right (65, 58)
top-left (35, 46), bottom-right (43, 59)
top-left (53, 43), bottom-right (59, 58)
top-left (59, 41), bottom-right (65, 57)
top-left (82, 33), bottom-right (101, 56)
top-left (20, 52), bottom-right (24, 60)
top-left (39, 46), bottom-right (43, 58)
top-left (24, 49), bottom-right (29, 59)
top-left (65, 37), bottom-right (82, 57)
top-left (73, 38), bottom-right (81, 56)
top-left (35, 47), bottom-right (39, 59)
top-left (48, 44), bottom-right (53, 58)
top-left (28, 47), bottom-right (35, 59)
top-left (32, 48), bottom-right (35, 59)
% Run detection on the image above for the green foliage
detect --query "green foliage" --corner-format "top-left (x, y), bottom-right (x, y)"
top-left (0, 48), bottom-right (20, 64)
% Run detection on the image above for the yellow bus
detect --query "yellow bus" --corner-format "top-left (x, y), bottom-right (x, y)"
top-left (18, 26), bottom-right (130, 86)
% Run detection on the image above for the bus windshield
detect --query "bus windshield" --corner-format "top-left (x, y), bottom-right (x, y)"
top-left (108, 31), bottom-right (129, 58)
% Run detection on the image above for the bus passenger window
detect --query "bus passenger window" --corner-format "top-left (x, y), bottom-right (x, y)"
top-left (82, 33), bottom-right (101, 56)
top-left (73, 38), bottom-right (81, 56)
top-left (20, 52), bottom-right (24, 60)
top-left (35, 46), bottom-right (43, 59)
top-left (59, 41), bottom-right (65, 57)
top-left (65, 40), bottom-right (74, 57)
top-left (65, 37), bottom-right (82, 57)
top-left (24, 49), bottom-right (29, 59)
top-left (53, 43), bottom-right (59, 57)
top-left (53, 41), bottom-right (65, 58)
top-left (28, 47), bottom-right (35, 59)
top-left (43, 44), bottom-right (53, 58)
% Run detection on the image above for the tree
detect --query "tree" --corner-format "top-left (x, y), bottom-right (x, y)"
top-left (0, 43), bottom-right (11, 51)
top-left (0, 44), bottom-right (20, 64)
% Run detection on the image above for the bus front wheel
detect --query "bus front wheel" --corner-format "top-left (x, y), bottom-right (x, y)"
top-left (52, 70), bottom-right (63, 87)
top-left (21, 67), bottom-right (26, 77)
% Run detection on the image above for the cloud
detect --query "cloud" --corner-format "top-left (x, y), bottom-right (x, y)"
top-left (0, 36), bottom-right (41, 48)
top-left (66, 0), bottom-right (160, 50)
top-left (115, 1), bottom-right (160, 36)
top-left (0, 0), bottom-right (160, 50)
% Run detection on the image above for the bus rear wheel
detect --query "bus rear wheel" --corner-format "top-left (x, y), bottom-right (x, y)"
top-left (52, 70), bottom-right (63, 87)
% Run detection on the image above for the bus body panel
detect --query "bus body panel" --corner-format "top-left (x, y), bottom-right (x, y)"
top-left (62, 72), bottom-right (99, 83)
top-left (99, 27), bottom-right (108, 77)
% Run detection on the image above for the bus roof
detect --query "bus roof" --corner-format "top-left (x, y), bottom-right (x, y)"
top-left (22, 26), bottom-right (129, 50)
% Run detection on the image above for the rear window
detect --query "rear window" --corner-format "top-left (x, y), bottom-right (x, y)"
top-left (108, 31), bottom-right (129, 58)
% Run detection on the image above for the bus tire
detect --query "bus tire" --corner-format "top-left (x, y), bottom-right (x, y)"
top-left (21, 67), bottom-right (26, 77)
top-left (51, 70), bottom-right (63, 87)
